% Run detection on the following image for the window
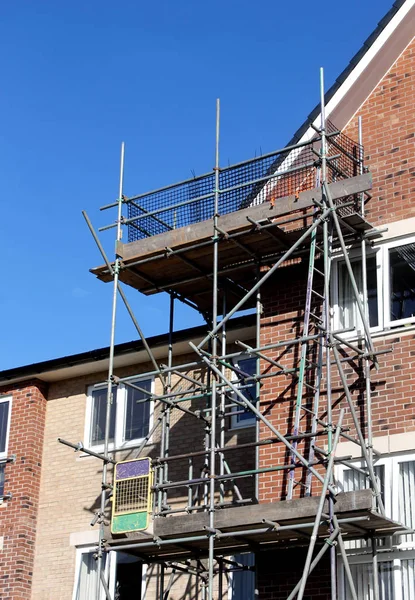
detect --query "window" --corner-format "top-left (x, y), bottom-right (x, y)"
top-left (73, 551), bottom-right (105, 600)
top-left (333, 236), bottom-right (415, 334)
top-left (231, 356), bottom-right (257, 429)
top-left (228, 553), bottom-right (255, 600)
top-left (337, 453), bottom-right (415, 599)
top-left (85, 379), bottom-right (153, 451)
top-left (90, 387), bottom-right (116, 447)
top-left (0, 464), bottom-right (5, 497)
top-left (0, 396), bottom-right (12, 459)
top-left (337, 255), bottom-right (379, 330)
top-left (73, 549), bottom-right (145, 600)
top-left (386, 241), bottom-right (415, 326)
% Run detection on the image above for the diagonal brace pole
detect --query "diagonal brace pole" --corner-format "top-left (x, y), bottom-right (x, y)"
top-left (295, 409), bottom-right (344, 600)
top-left (197, 208), bottom-right (332, 350)
top-left (82, 210), bottom-right (166, 387)
top-left (189, 342), bottom-right (336, 495)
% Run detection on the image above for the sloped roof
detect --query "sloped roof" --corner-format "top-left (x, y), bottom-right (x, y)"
top-left (288, 0), bottom-right (414, 144)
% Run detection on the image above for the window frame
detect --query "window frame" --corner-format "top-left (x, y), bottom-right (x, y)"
top-left (0, 395), bottom-right (12, 460)
top-left (230, 355), bottom-right (258, 430)
top-left (72, 547), bottom-right (110, 600)
top-left (332, 235), bottom-right (415, 335)
top-left (72, 547), bottom-right (147, 600)
top-left (332, 246), bottom-right (383, 336)
top-left (383, 236), bottom-right (415, 329)
top-left (85, 378), bottom-right (154, 453)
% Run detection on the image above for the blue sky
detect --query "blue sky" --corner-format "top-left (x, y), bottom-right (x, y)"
top-left (0, 0), bottom-right (393, 369)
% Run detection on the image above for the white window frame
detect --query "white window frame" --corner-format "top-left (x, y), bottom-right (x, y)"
top-left (383, 236), bottom-right (415, 329)
top-left (332, 234), bottom-right (415, 335)
top-left (231, 355), bottom-right (257, 430)
top-left (72, 548), bottom-right (147, 600)
top-left (337, 452), bottom-right (415, 600)
top-left (84, 378), bottom-right (154, 453)
top-left (0, 395), bottom-right (12, 460)
top-left (72, 547), bottom-right (111, 600)
top-left (338, 548), bottom-right (415, 600)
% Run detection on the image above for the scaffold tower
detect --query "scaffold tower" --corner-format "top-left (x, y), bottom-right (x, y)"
top-left (59, 69), bottom-right (406, 600)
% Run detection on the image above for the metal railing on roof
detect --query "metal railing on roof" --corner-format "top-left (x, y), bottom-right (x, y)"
top-left (121, 122), bottom-right (363, 242)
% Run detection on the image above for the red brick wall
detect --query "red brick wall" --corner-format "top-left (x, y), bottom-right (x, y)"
top-left (344, 36), bottom-right (415, 225)
top-left (0, 380), bottom-right (47, 600)
top-left (258, 36), bottom-right (415, 503)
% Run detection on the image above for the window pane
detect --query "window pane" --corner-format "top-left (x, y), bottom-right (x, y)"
top-left (390, 243), bottom-right (415, 322)
top-left (91, 388), bottom-right (116, 446)
top-left (402, 559), bottom-right (415, 599)
top-left (341, 464), bottom-right (385, 550)
top-left (398, 460), bottom-right (415, 546)
top-left (124, 380), bottom-right (151, 442)
top-left (0, 400), bottom-right (10, 454)
top-left (75, 552), bottom-right (106, 600)
top-left (235, 357), bottom-right (257, 425)
top-left (0, 464), bottom-right (5, 496)
top-left (344, 562), bottom-right (393, 600)
top-left (338, 257), bottom-right (378, 330)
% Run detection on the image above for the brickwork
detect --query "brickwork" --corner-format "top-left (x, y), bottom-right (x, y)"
top-left (258, 36), bottom-right (415, 505)
top-left (0, 380), bottom-right (47, 600)
top-left (344, 36), bottom-right (415, 225)
top-left (29, 347), bottom-right (255, 600)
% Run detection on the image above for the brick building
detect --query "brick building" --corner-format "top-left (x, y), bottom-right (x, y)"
top-left (1, 1), bottom-right (415, 599)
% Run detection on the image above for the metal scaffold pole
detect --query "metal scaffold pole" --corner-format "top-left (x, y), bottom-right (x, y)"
top-left (96, 141), bottom-right (125, 600)
top-left (207, 98), bottom-right (220, 600)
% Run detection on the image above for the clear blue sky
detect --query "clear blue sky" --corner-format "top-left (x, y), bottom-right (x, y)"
top-left (0, 0), bottom-right (393, 369)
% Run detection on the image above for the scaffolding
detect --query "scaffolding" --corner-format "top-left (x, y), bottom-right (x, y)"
top-left (59, 69), bottom-right (406, 600)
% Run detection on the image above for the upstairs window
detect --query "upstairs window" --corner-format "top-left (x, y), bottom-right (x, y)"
top-left (0, 396), bottom-right (11, 459)
top-left (0, 464), bottom-right (5, 497)
top-left (337, 256), bottom-right (379, 330)
top-left (85, 379), bottom-right (153, 451)
top-left (333, 236), bottom-right (415, 334)
top-left (124, 379), bottom-right (152, 442)
top-left (387, 241), bottom-right (415, 324)
top-left (90, 387), bottom-right (116, 447)
top-left (231, 356), bottom-right (257, 429)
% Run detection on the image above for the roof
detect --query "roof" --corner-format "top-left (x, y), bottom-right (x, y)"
top-left (287, 0), bottom-right (408, 146)
top-left (0, 314), bottom-right (256, 386)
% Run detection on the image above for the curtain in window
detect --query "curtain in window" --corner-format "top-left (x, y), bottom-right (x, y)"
top-left (75, 552), bottom-right (106, 600)
top-left (0, 401), bottom-right (10, 454)
top-left (341, 465), bottom-right (385, 550)
top-left (345, 562), bottom-right (393, 600)
top-left (339, 262), bottom-right (360, 330)
top-left (338, 257), bottom-right (378, 330)
top-left (398, 461), bottom-right (415, 546)
top-left (124, 380), bottom-right (151, 441)
top-left (0, 464), bottom-right (4, 496)
top-left (401, 559), bottom-right (415, 599)
top-left (91, 388), bottom-right (116, 446)
top-left (390, 243), bottom-right (415, 321)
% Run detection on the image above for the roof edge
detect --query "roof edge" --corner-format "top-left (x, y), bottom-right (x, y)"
top-left (0, 314), bottom-right (255, 385)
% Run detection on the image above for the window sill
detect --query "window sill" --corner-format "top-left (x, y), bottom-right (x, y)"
top-left (230, 422), bottom-right (256, 431)
top-left (80, 438), bottom-right (151, 458)
top-left (334, 321), bottom-right (415, 344)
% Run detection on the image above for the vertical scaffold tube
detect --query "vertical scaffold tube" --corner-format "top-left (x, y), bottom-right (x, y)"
top-left (96, 141), bottom-right (125, 600)
top-left (207, 98), bottom-right (220, 600)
